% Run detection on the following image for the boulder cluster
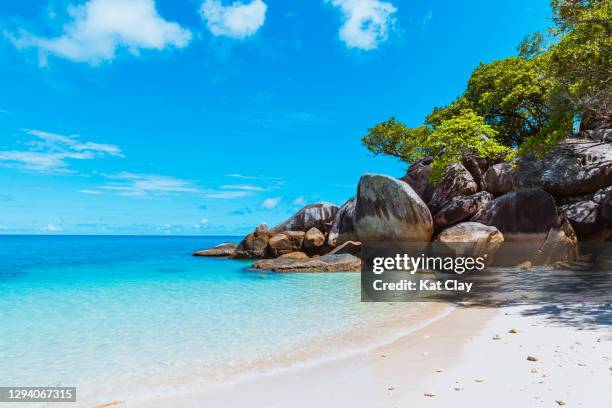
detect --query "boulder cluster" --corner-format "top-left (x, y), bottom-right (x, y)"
top-left (195, 134), bottom-right (612, 271)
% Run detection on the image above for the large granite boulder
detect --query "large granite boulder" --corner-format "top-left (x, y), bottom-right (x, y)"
top-left (271, 202), bottom-right (338, 233)
top-left (428, 163), bottom-right (478, 213)
top-left (472, 189), bottom-right (561, 244)
top-left (433, 191), bottom-right (493, 230)
top-left (434, 222), bottom-right (504, 260)
top-left (598, 188), bottom-right (612, 225)
top-left (354, 174), bottom-right (433, 243)
top-left (193, 242), bottom-right (238, 257)
top-left (327, 197), bottom-right (357, 247)
top-left (230, 223), bottom-right (270, 259)
top-left (268, 231), bottom-right (305, 257)
top-left (483, 163), bottom-right (515, 196)
top-left (512, 138), bottom-right (612, 197)
top-left (400, 157), bottom-right (435, 203)
top-left (558, 200), bottom-right (601, 236)
top-left (303, 227), bottom-right (325, 249)
top-left (252, 253), bottom-right (361, 272)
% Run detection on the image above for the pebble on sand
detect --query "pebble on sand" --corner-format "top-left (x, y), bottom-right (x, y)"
top-left (387, 386), bottom-right (395, 391)
top-left (530, 368), bottom-right (539, 373)
top-left (475, 378), bottom-right (485, 383)
top-left (424, 393), bottom-right (436, 397)
top-left (527, 356), bottom-right (539, 362)
top-left (492, 334), bottom-right (501, 340)
top-left (556, 400), bottom-right (566, 406)
top-left (509, 328), bottom-right (519, 334)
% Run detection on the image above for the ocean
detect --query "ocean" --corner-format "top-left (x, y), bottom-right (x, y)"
top-left (0, 235), bottom-right (422, 406)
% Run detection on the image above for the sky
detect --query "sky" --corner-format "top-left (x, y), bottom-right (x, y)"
top-left (0, 0), bottom-right (552, 236)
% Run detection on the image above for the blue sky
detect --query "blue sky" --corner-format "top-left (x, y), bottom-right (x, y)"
top-left (0, 0), bottom-right (552, 235)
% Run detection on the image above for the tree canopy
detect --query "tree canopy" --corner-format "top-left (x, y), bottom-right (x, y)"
top-left (362, 0), bottom-right (611, 181)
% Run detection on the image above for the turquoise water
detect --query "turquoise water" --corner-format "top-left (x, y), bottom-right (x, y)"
top-left (0, 235), bottom-right (419, 405)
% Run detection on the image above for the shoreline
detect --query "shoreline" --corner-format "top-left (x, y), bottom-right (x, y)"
top-left (92, 301), bottom-right (453, 407)
top-left (127, 300), bottom-right (611, 408)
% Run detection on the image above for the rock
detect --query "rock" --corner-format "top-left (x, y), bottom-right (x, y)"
top-left (434, 222), bottom-right (504, 261)
top-left (428, 163), bottom-right (479, 213)
top-left (433, 191), bottom-right (493, 229)
top-left (492, 334), bottom-right (501, 340)
top-left (555, 400), bottom-right (566, 406)
top-left (483, 162), bottom-right (515, 195)
top-left (268, 231), bottom-right (305, 257)
top-left (271, 202), bottom-right (338, 233)
top-left (517, 261), bottom-right (533, 269)
top-left (400, 157), bottom-right (435, 202)
top-left (230, 224), bottom-right (270, 259)
top-left (278, 251), bottom-right (309, 260)
top-left (509, 328), bottom-right (518, 334)
top-left (192, 242), bottom-right (238, 257)
top-left (328, 240), bottom-right (362, 257)
top-left (558, 200), bottom-right (601, 236)
top-left (600, 188), bottom-right (612, 225)
top-left (354, 174), bottom-right (433, 243)
top-left (527, 355), bottom-right (538, 362)
top-left (424, 393), bottom-right (436, 397)
top-left (537, 219), bottom-right (578, 264)
top-left (584, 128), bottom-right (612, 142)
top-left (327, 197), bottom-right (357, 247)
top-left (252, 253), bottom-right (361, 272)
top-left (303, 227), bottom-right (325, 249)
top-left (593, 186), bottom-right (612, 204)
top-left (513, 138), bottom-right (612, 197)
top-left (472, 189), bottom-right (561, 244)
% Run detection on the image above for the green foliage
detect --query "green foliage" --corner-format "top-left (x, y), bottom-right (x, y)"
top-left (464, 57), bottom-right (555, 146)
top-left (362, 110), bottom-right (512, 182)
top-left (362, 0), bottom-right (610, 177)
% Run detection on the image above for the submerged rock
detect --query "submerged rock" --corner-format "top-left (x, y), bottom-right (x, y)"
top-left (327, 197), bottom-right (357, 247)
top-left (354, 174), bottom-right (433, 243)
top-left (192, 242), bottom-right (238, 257)
top-left (252, 253), bottom-right (361, 272)
top-left (271, 202), bottom-right (338, 234)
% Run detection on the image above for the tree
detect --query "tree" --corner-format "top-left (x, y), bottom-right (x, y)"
top-left (362, 110), bottom-right (512, 181)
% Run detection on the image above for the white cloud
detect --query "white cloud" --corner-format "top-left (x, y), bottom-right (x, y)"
top-left (262, 197), bottom-right (281, 209)
top-left (194, 218), bottom-right (209, 228)
top-left (221, 184), bottom-right (266, 191)
top-left (328, 0), bottom-right (397, 50)
top-left (79, 189), bottom-right (102, 194)
top-left (201, 0), bottom-right (267, 39)
top-left (292, 196), bottom-right (306, 206)
top-left (100, 172), bottom-right (200, 197)
top-left (6, 0), bottom-right (192, 65)
top-left (204, 190), bottom-right (252, 199)
top-left (0, 129), bottom-right (122, 173)
top-left (41, 222), bottom-right (62, 232)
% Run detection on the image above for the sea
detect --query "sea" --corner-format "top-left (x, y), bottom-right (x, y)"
top-left (0, 235), bottom-right (427, 406)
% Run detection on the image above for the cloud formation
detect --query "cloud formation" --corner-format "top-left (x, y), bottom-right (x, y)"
top-left (201, 0), bottom-right (267, 39)
top-left (262, 197), bottom-right (281, 209)
top-left (100, 172), bottom-right (200, 197)
top-left (0, 129), bottom-right (122, 173)
top-left (6, 0), bottom-right (192, 65)
top-left (328, 0), bottom-right (397, 50)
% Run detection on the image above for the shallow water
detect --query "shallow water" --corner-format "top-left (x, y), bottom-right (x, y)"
top-left (0, 235), bottom-right (422, 405)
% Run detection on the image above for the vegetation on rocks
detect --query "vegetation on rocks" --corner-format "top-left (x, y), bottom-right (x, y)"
top-left (362, 0), bottom-right (611, 181)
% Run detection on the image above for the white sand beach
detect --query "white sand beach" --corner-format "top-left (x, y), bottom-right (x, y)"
top-left (128, 300), bottom-right (611, 408)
